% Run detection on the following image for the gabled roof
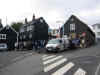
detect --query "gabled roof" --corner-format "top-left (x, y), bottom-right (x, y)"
top-left (20, 17), bottom-right (49, 29)
top-left (0, 25), bottom-right (18, 34)
top-left (62, 15), bottom-right (95, 36)
top-left (64, 15), bottom-right (92, 30)
top-left (65, 15), bottom-right (88, 26)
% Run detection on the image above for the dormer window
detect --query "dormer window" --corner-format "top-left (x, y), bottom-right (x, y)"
top-left (6, 26), bottom-right (10, 29)
top-left (40, 19), bottom-right (44, 23)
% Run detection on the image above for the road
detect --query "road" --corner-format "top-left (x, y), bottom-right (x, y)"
top-left (0, 43), bottom-right (100, 75)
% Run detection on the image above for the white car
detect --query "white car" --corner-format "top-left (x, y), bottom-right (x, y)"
top-left (46, 38), bottom-right (69, 52)
top-left (0, 43), bottom-right (7, 51)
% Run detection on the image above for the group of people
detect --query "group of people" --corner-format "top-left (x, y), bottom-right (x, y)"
top-left (69, 33), bottom-right (86, 49)
top-left (32, 40), bottom-right (47, 50)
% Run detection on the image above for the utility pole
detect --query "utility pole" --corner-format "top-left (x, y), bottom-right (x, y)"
top-left (56, 20), bottom-right (64, 37)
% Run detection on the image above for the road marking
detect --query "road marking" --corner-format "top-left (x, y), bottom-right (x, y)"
top-left (43, 55), bottom-right (56, 61)
top-left (44, 58), bottom-right (67, 72)
top-left (74, 68), bottom-right (86, 75)
top-left (12, 56), bottom-right (24, 62)
top-left (52, 62), bottom-right (74, 75)
top-left (42, 55), bottom-right (48, 58)
top-left (12, 53), bottom-right (32, 62)
top-left (24, 53), bottom-right (32, 56)
top-left (95, 63), bottom-right (100, 75)
top-left (43, 56), bottom-right (63, 65)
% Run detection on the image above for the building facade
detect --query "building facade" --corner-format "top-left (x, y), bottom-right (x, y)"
top-left (60, 15), bottom-right (95, 47)
top-left (92, 23), bottom-right (100, 40)
top-left (0, 19), bottom-right (3, 29)
top-left (19, 15), bottom-right (49, 49)
top-left (0, 25), bottom-right (18, 50)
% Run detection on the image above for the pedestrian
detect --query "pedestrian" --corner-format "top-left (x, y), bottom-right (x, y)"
top-left (37, 40), bottom-right (41, 53)
top-left (40, 40), bottom-right (43, 48)
top-left (32, 40), bottom-right (35, 50)
top-left (80, 36), bottom-right (86, 48)
top-left (35, 40), bottom-right (38, 50)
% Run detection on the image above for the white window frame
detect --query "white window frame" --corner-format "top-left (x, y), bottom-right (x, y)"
top-left (30, 25), bottom-right (33, 30)
top-left (20, 28), bottom-right (24, 33)
top-left (97, 32), bottom-right (100, 36)
top-left (29, 34), bottom-right (32, 39)
top-left (23, 35), bottom-right (26, 39)
top-left (27, 26), bottom-right (30, 31)
top-left (40, 19), bottom-right (43, 23)
top-left (0, 34), bottom-right (6, 40)
top-left (70, 23), bottom-right (75, 31)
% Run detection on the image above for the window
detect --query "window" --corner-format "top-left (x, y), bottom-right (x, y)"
top-left (6, 26), bottom-right (10, 29)
top-left (20, 28), bottom-right (24, 32)
top-left (20, 36), bottom-right (22, 40)
top-left (40, 19), bottom-right (44, 23)
top-left (97, 32), bottom-right (100, 36)
top-left (93, 26), bottom-right (95, 30)
top-left (30, 26), bottom-right (33, 30)
top-left (27, 26), bottom-right (30, 31)
top-left (29, 34), bottom-right (32, 39)
top-left (70, 23), bottom-right (75, 31)
top-left (27, 25), bottom-right (34, 31)
top-left (98, 25), bottom-right (100, 29)
top-left (23, 35), bottom-right (26, 39)
top-left (0, 34), bottom-right (6, 40)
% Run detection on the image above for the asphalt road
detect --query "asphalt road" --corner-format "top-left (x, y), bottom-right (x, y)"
top-left (0, 43), bottom-right (100, 75)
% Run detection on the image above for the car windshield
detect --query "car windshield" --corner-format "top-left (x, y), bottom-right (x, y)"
top-left (48, 39), bottom-right (60, 44)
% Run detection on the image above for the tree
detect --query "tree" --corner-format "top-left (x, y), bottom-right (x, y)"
top-left (11, 22), bottom-right (23, 32)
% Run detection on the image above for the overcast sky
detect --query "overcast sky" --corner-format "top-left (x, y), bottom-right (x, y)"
top-left (0, 0), bottom-right (100, 29)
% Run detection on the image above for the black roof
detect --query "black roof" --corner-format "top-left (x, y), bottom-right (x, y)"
top-left (62, 15), bottom-right (95, 36)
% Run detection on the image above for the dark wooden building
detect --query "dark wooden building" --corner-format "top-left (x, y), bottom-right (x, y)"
top-left (60, 15), bottom-right (95, 47)
top-left (0, 25), bottom-right (18, 50)
top-left (19, 14), bottom-right (49, 49)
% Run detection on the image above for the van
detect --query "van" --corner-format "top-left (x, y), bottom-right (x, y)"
top-left (45, 38), bottom-right (69, 52)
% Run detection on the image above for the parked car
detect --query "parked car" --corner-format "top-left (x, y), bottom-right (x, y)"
top-left (69, 38), bottom-right (80, 49)
top-left (0, 43), bottom-right (7, 51)
top-left (45, 38), bottom-right (69, 52)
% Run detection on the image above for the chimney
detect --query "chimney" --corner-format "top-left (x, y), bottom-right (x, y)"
top-left (32, 14), bottom-right (35, 21)
top-left (25, 18), bottom-right (28, 24)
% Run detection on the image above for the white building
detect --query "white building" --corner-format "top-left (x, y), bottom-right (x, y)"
top-left (92, 23), bottom-right (100, 40)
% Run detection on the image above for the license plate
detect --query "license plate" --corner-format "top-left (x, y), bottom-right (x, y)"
top-left (48, 48), bottom-right (52, 50)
